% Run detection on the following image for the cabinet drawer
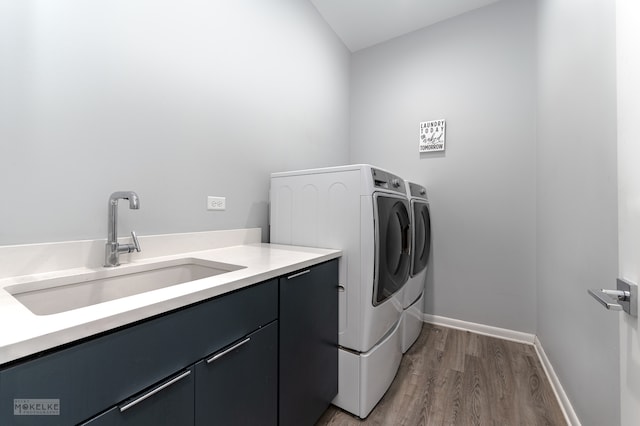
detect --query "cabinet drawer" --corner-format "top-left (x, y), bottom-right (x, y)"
top-left (0, 279), bottom-right (277, 426)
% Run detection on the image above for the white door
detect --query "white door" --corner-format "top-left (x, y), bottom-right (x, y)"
top-left (617, 0), bottom-right (640, 424)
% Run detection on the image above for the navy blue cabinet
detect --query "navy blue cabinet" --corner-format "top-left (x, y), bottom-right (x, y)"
top-left (0, 259), bottom-right (339, 426)
top-left (279, 260), bottom-right (339, 426)
top-left (0, 280), bottom-right (277, 426)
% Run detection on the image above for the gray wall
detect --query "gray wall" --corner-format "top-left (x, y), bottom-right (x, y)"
top-left (349, 0), bottom-right (537, 333)
top-left (0, 0), bottom-right (350, 245)
top-left (0, 2), bottom-right (622, 421)
top-left (536, 0), bottom-right (619, 424)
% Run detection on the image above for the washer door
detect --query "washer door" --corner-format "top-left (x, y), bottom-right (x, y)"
top-left (411, 201), bottom-right (431, 276)
top-left (373, 194), bottom-right (411, 306)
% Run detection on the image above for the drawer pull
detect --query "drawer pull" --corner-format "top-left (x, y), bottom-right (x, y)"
top-left (119, 370), bottom-right (191, 413)
top-left (206, 337), bottom-right (251, 364)
top-left (287, 270), bottom-right (310, 280)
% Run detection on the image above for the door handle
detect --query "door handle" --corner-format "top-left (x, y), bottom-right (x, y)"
top-left (119, 370), bottom-right (191, 412)
top-left (588, 278), bottom-right (637, 317)
top-left (287, 270), bottom-right (310, 280)
top-left (588, 289), bottom-right (627, 311)
top-left (206, 337), bottom-right (251, 364)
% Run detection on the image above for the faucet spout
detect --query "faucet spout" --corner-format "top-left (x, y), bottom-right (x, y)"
top-left (105, 191), bottom-right (141, 267)
top-left (110, 191), bottom-right (140, 210)
top-left (128, 193), bottom-right (140, 209)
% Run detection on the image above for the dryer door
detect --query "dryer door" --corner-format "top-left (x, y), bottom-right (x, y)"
top-left (411, 200), bottom-right (431, 277)
top-left (373, 194), bottom-right (411, 306)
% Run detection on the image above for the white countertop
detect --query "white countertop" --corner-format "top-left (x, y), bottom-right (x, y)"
top-left (0, 243), bottom-right (341, 365)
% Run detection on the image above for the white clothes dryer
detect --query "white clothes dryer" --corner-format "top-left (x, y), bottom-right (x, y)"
top-left (400, 181), bottom-right (431, 353)
top-left (270, 164), bottom-right (411, 418)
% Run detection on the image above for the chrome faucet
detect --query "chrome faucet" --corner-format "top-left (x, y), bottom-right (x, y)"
top-left (105, 191), bottom-right (141, 267)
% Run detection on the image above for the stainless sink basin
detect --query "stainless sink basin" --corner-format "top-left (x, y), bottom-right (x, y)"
top-left (6, 258), bottom-right (246, 316)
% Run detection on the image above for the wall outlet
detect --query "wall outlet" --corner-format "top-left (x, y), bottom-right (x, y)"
top-left (207, 196), bottom-right (226, 211)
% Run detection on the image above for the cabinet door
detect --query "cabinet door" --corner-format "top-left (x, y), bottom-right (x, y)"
top-left (279, 259), bottom-right (339, 426)
top-left (194, 321), bottom-right (277, 426)
top-left (82, 367), bottom-right (194, 426)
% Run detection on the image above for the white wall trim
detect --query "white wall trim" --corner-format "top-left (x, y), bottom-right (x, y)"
top-left (533, 336), bottom-right (581, 426)
top-left (423, 314), bottom-right (579, 425)
top-left (423, 313), bottom-right (535, 344)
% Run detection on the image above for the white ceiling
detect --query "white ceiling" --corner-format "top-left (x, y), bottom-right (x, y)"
top-left (310, 0), bottom-right (502, 52)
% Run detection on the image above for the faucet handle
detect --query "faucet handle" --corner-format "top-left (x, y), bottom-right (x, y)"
top-left (130, 231), bottom-right (141, 253)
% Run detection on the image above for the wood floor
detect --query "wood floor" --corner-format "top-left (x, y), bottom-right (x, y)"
top-left (316, 324), bottom-right (567, 426)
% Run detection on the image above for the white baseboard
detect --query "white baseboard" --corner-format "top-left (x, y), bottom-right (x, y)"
top-left (534, 336), bottom-right (581, 426)
top-left (423, 313), bottom-right (578, 426)
top-left (422, 313), bottom-right (535, 345)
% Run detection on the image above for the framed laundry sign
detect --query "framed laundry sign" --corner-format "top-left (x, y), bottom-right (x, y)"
top-left (419, 119), bottom-right (446, 153)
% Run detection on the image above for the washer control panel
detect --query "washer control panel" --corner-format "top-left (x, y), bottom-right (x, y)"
top-left (371, 168), bottom-right (407, 195)
top-left (408, 182), bottom-right (428, 200)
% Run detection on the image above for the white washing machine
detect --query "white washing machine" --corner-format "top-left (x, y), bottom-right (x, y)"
top-left (401, 292), bottom-right (425, 353)
top-left (270, 164), bottom-right (411, 418)
top-left (400, 181), bottom-right (431, 353)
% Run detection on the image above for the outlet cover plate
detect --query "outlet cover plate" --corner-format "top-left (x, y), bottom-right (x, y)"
top-left (207, 196), bottom-right (226, 211)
